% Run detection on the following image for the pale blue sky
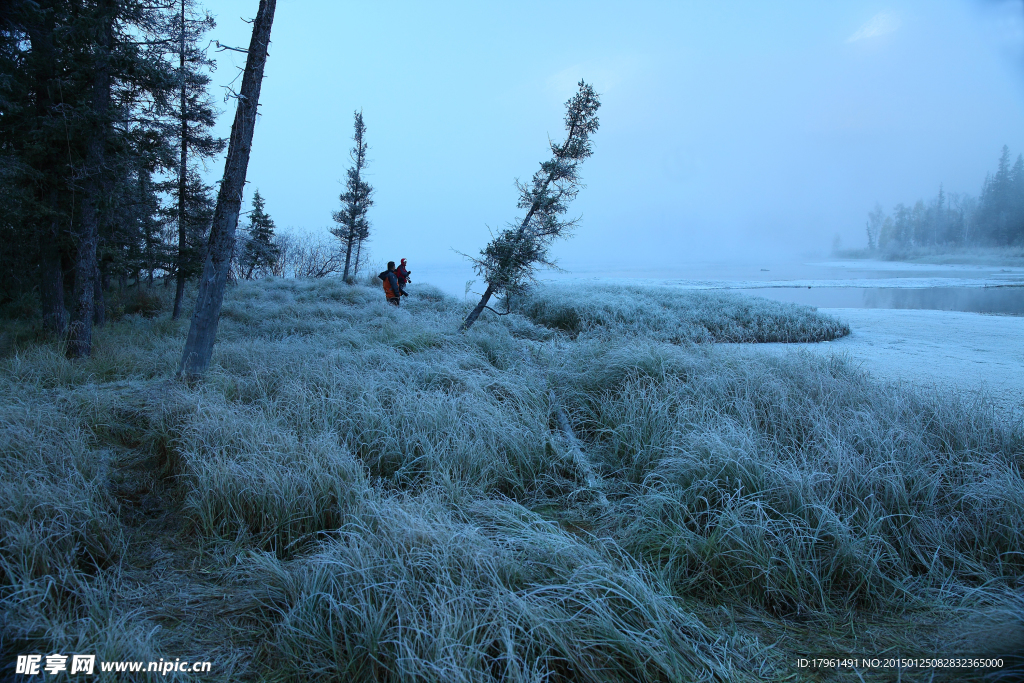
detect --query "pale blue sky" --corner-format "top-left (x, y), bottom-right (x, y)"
top-left (204, 1), bottom-right (1024, 273)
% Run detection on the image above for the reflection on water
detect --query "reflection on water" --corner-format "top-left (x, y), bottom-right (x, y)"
top-left (736, 286), bottom-right (1024, 315)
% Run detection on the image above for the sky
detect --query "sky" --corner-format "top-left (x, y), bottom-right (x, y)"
top-left (200, 1), bottom-right (1024, 277)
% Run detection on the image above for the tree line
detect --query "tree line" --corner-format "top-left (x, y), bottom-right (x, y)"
top-left (0, 0), bottom-right (374, 355)
top-left (865, 145), bottom-right (1024, 252)
top-left (2, 0), bottom-right (600, 373)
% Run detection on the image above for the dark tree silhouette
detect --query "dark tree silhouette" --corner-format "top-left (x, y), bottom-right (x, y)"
top-left (461, 80), bottom-right (600, 331)
top-left (67, 0), bottom-right (116, 358)
top-left (170, 0), bottom-right (222, 319)
top-left (1, 0), bottom-right (182, 344)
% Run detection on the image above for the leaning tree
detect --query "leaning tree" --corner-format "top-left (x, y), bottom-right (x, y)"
top-left (178, 0), bottom-right (276, 379)
top-left (461, 80), bottom-right (600, 331)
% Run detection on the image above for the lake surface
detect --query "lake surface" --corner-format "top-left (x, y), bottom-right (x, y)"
top-left (417, 259), bottom-right (1024, 315)
top-left (736, 285), bottom-right (1024, 315)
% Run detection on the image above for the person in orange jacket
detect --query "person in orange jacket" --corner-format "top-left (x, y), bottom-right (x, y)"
top-left (395, 258), bottom-right (411, 295)
top-left (378, 261), bottom-right (403, 306)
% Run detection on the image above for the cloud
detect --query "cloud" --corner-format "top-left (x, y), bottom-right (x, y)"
top-left (847, 11), bottom-right (902, 42)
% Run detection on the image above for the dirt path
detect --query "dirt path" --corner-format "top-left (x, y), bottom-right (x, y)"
top-left (754, 308), bottom-right (1024, 420)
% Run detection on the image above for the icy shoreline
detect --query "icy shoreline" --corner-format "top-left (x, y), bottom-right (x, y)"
top-left (548, 276), bottom-right (1024, 290)
top-left (749, 307), bottom-right (1024, 419)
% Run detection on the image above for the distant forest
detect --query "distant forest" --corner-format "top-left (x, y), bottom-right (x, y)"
top-left (865, 145), bottom-right (1024, 252)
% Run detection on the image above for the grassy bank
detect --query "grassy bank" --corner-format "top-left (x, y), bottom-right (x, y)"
top-left (1, 279), bottom-right (1021, 681)
top-left (516, 283), bottom-right (849, 342)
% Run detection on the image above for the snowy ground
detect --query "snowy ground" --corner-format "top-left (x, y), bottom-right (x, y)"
top-left (749, 308), bottom-right (1024, 420)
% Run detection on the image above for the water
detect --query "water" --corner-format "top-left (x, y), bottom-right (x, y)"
top-left (736, 285), bottom-right (1024, 315)
top-left (415, 258), bottom-right (1024, 315)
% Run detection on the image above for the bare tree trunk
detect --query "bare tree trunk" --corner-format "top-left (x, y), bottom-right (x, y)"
top-left (342, 222), bottom-right (354, 281)
top-left (461, 282), bottom-right (494, 331)
top-left (178, 0), bottom-right (277, 379)
top-left (69, 185), bottom-right (100, 357)
top-left (68, 2), bottom-right (114, 358)
top-left (173, 266), bottom-right (186, 310)
top-left (172, 0), bottom-right (188, 320)
top-left (461, 176), bottom-right (550, 332)
top-left (93, 261), bottom-right (105, 327)
top-left (29, 22), bottom-right (66, 336)
top-left (353, 237), bottom-right (363, 277)
top-left (39, 211), bottom-right (67, 336)
top-left (549, 390), bottom-right (609, 510)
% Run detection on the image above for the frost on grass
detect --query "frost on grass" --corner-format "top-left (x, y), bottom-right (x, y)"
top-left (0, 277), bottom-right (1020, 681)
top-left (517, 283), bottom-right (851, 342)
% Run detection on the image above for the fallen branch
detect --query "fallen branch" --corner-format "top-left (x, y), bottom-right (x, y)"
top-left (549, 389), bottom-right (610, 510)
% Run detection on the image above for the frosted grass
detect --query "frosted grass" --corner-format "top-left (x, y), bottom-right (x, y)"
top-left (1, 277), bottom-right (1020, 680)
top-left (516, 283), bottom-right (850, 342)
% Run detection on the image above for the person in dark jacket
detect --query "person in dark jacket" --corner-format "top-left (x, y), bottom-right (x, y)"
top-left (395, 258), bottom-right (411, 295)
top-left (378, 262), bottom-right (403, 306)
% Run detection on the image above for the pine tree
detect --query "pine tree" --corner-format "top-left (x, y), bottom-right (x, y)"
top-left (0, 0), bottom-right (180, 353)
top-left (1009, 154), bottom-right (1024, 245)
top-left (977, 146), bottom-right (1013, 244)
top-left (461, 81), bottom-right (600, 331)
top-left (240, 189), bottom-right (280, 279)
top-left (891, 203), bottom-right (911, 247)
top-left (865, 202), bottom-right (884, 252)
top-left (169, 0), bottom-right (224, 319)
top-left (930, 185), bottom-right (946, 247)
top-left (331, 110), bottom-right (373, 283)
top-left (3, 1), bottom-right (85, 335)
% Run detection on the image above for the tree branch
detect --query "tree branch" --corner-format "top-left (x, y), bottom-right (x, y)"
top-left (214, 40), bottom-right (248, 53)
top-left (482, 305), bottom-right (510, 316)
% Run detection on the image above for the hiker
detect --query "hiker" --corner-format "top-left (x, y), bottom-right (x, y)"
top-left (395, 258), bottom-right (411, 295)
top-left (378, 261), bottom-right (404, 306)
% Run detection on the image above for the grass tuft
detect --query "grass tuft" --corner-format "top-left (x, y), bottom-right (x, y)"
top-left (516, 283), bottom-right (850, 343)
